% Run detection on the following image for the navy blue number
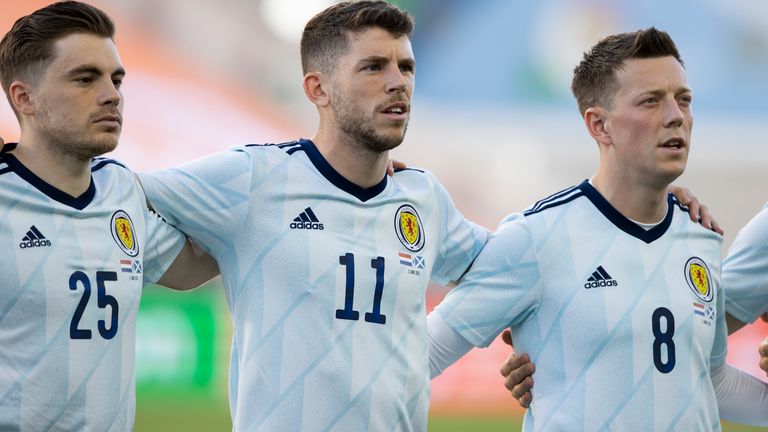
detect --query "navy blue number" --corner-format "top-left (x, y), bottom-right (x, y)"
top-left (364, 257), bottom-right (387, 324)
top-left (335, 253), bottom-right (359, 321)
top-left (69, 271), bottom-right (119, 340)
top-left (69, 271), bottom-right (93, 339)
top-left (96, 271), bottom-right (119, 339)
top-left (335, 254), bottom-right (387, 325)
top-left (652, 307), bottom-right (676, 373)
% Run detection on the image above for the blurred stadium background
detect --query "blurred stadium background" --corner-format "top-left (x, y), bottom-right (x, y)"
top-left (2, 1), bottom-right (768, 430)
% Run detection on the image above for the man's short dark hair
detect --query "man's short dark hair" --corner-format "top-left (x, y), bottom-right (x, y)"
top-left (300, 0), bottom-right (414, 75)
top-left (0, 1), bottom-right (114, 104)
top-left (571, 27), bottom-right (683, 116)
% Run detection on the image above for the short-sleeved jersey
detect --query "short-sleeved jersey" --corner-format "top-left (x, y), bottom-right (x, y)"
top-left (139, 139), bottom-right (487, 431)
top-left (723, 202), bottom-right (768, 324)
top-left (0, 145), bottom-right (184, 432)
top-left (436, 180), bottom-right (727, 432)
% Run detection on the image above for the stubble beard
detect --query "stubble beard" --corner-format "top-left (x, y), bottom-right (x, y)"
top-left (36, 104), bottom-right (120, 161)
top-left (332, 92), bottom-right (408, 154)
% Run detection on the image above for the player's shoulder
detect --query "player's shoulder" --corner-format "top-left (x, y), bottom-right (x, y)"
top-left (670, 193), bottom-right (723, 241)
top-left (391, 166), bottom-right (448, 196)
top-left (231, 139), bottom-right (318, 173)
top-left (0, 143), bottom-right (20, 180)
top-left (91, 156), bottom-right (129, 172)
top-left (522, 183), bottom-right (585, 218)
top-left (392, 165), bottom-right (431, 181)
top-left (239, 139), bottom-right (307, 158)
top-left (89, 156), bottom-right (134, 180)
top-left (738, 201), bottom-right (768, 235)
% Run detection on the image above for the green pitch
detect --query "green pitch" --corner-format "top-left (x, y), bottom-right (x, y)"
top-left (135, 400), bottom-right (766, 431)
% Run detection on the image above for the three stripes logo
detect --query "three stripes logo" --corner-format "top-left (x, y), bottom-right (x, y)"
top-left (19, 225), bottom-right (52, 248)
top-left (289, 207), bottom-right (324, 230)
top-left (584, 265), bottom-right (618, 289)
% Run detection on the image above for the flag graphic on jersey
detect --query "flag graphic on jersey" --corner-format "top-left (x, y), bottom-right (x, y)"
top-left (693, 302), bottom-right (715, 325)
top-left (584, 265), bottom-right (617, 288)
top-left (398, 252), bottom-right (426, 268)
top-left (18, 225), bottom-right (51, 248)
top-left (120, 259), bottom-right (132, 273)
top-left (693, 302), bottom-right (705, 316)
top-left (289, 207), bottom-right (324, 230)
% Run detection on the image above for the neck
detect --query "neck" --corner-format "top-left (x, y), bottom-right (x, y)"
top-left (14, 131), bottom-right (93, 197)
top-left (592, 167), bottom-right (670, 224)
top-left (311, 125), bottom-right (389, 188)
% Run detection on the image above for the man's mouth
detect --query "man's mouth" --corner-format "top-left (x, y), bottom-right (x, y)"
top-left (380, 102), bottom-right (408, 116)
top-left (94, 113), bottom-right (122, 125)
top-left (660, 137), bottom-right (685, 149)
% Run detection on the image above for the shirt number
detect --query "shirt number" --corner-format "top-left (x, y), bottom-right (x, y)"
top-left (652, 307), bottom-right (676, 373)
top-left (335, 253), bottom-right (387, 325)
top-left (69, 271), bottom-right (120, 339)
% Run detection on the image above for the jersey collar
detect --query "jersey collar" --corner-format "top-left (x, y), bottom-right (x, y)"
top-left (1, 143), bottom-right (96, 210)
top-left (299, 138), bottom-right (388, 202)
top-left (578, 179), bottom-right (674, 244)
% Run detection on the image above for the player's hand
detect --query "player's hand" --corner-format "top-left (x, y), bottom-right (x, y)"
top-left (668, 185), bottom-right (723, 235)
top-left (759, 338), bottom-right (768, 377)
top-left (499, 329), bottom-right (535, 408)
top-left (0, 137), bottom-right (4, 146)
top-left (387, 158), bottom-right (406, 176)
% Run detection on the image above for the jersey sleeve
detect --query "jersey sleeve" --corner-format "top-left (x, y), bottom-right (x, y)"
top-left (434, 213), bottom-right (542, 347)
top-left (722, 204), bottom-right (768, 324)
top-left (138, 148), bottom-right (254, 257)
top-left (429, 178), bottom-right (488, 285)
top-left (141, 208), bottom-right (186, 284)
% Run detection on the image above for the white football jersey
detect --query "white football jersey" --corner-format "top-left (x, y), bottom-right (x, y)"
top-left (0, 144), bottom-right (184, 431)
top-left (723, 202), bottom-right (768, 323)
top-left (436, 180), bottom-right (727, 431)
top-left (139, 139), bottom-right (487, 431)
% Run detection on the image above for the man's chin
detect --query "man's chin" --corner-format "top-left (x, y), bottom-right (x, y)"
top-left (85, 136), bottom-right (119, 157)
top-left (369, 135), bottom-right (404, 153)
top-left (374, 127), bottom-right (408, 152)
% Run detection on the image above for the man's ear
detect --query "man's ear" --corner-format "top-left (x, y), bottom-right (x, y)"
top-left (303, 72), bottom-right (330, 108)
top-left (584, 106), bottom-right (611, 146)
top-left (8, 80), bottom-right (35, 116)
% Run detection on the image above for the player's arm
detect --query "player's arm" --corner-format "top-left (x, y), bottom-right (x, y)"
top-left (722, 204), bottom-right (768, 333)
top-left (430, 213), bottom-right (540, 377)
top-left (156, 238), bottom-right (219, 290)
top-left (711, 363), bottom-right (768, 426)
top-left (137, 149), bottom-right (256, 259)
top-left (427, 312), bottom-right (474, 378)
top-left (428, 176), bottom-right (489, 287)
top-left (668, 184), bottom-right (723, 234)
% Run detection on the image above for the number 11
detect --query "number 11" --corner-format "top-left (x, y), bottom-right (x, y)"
top-left (335, 253), bottom-right (387, 325)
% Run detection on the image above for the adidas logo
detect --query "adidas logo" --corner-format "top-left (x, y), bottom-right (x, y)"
top-left (584, 265), bottom-right (618, 288)
top-left (289, 207), bottom-right (324, 230)
top-left (19, 225), bottom-right (52, 248)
